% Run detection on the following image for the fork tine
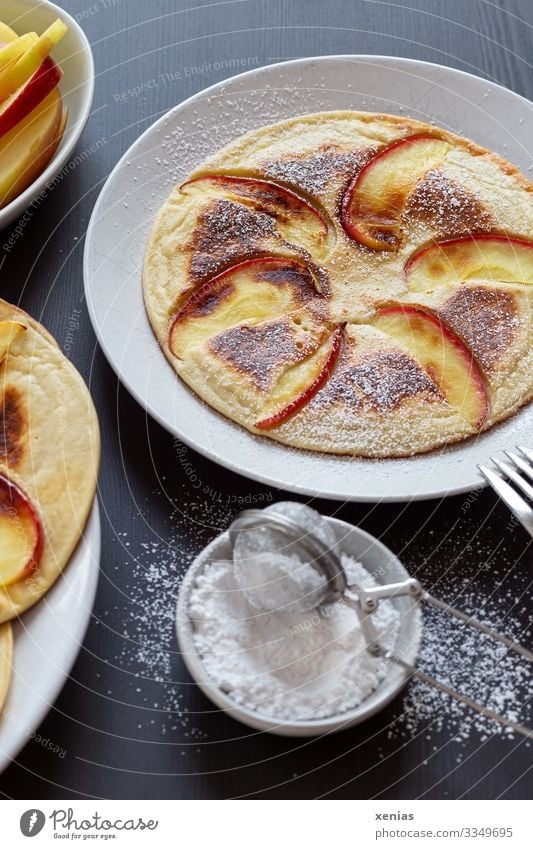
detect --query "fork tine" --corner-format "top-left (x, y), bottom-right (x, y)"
top-left (505, 450), bottom-right (533, 485)
top-left (517, 445), bottom-right (533, 465)
top-left (478, 464), bottom-right (533, 538)
top-left (493, 457), bottom-right (533, 501)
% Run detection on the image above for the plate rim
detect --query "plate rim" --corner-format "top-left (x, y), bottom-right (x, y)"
top-left (84, 54), bottom-right (533, 503)
top-left (0, 499), bottom-right (101, 774)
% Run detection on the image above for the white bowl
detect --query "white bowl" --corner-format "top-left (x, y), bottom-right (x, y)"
top-left (176, 516), bottom-right (423, 736)
top-left (0, 0), bottom-right (94, 230)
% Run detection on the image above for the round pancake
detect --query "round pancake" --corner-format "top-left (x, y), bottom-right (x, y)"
top-left (144, 111), bottom-right (533, 457)
top-left (0, 300), bottom-right (100, 623)
top-left (0, 623), bottom-right (12, 713)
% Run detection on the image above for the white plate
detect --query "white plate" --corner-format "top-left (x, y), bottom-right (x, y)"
top-left (176, 516), bottom-right (422, 737)
top-left (0, 500), bottom-right (100, 773)
top-left (84, 55), bottom-right (533, 502)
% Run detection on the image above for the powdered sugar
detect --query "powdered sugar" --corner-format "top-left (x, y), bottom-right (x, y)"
top-left (233, 551), bottom-right (327, 613)
top-left (389, 589), bottom-right (532, 744)
top-left (405, 169), bottom-right (494, 239)
top-left (385, 523), bottom-right (533, 745)
top-left (188, 553), bottom-right (400, 721)
top-left (262, 145), bottom-right (376, 195)
top-left (232, 501), bottom-right (336, 612)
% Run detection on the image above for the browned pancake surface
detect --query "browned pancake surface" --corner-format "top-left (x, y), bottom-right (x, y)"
top-left (143, 111), bottom-right (533, 457)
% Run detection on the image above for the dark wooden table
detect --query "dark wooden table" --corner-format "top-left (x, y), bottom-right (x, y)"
top-left (1, 0), bottom-right (532, 800)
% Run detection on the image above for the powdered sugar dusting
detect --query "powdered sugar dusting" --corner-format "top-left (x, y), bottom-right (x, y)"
top-left (262, 144), bottom-right (377, 195)
top-left (440, 286), bottom-right (520, 372)
top-left (111, 531), bottom-right (190, 738)
top-left (306, 342), bottom-right (441, 415)
top-left (405, 170), bottom-right (494, 237)
top-left (189, 552), bottom-right (400, 721)
top-left (390, 599), bottom-right (532, 744)
top-left (190, 198), bottom-right (277, 282)
top-left (387, 526), bottom-right (532, 746)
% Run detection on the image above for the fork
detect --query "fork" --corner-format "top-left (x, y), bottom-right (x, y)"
top-left (478, 446), bottom-right (533, 538)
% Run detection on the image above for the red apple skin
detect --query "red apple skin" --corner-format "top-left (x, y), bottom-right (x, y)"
top-left (341, 134), bottom-right (444, 249)
top-left (0, 473), bottom-right (43, 582)
top-left (375, 305), bottom-right (489, 429)
top-left (0, 55), bottom-right (62, 140)
top-left (181, 174), bottom-right (330, 233)
top-left (404, 233), bottom-right (533, 280)
top-left (169, 255), bottom-right (318, 336)
top-left (254, 324), bottom-right (344, 430)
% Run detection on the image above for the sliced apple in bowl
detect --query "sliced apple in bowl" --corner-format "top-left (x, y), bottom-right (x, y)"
top-left (405, 234), bottom-right (533, 291)
top-left (0, 55), bottom-right (62, 140)
top-left (341, 134), bottom-right (451, 251)
top-left (182, 174), bottom-right (333, 261)
top-left (0, 32), bottom-right (38, 72)
top-left (0, 87), bottom-right (64, 208)
top-left (374, 305), bottom-right (488, 428)
top-left (0, 22), bottom-right (19, 43)
top-left (0, 18), bottom-right (66, 104)
top-left (0, 474), bottom-right (43, 588)
top-left (169, 257), bottom-right (322, 359)
top-left (255, 324), bottom-right (344, 429)
top-left (0, 17), bottom-right (67, 209)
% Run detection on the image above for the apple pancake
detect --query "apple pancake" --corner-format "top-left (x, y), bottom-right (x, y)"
top-left (144, 111), bottom-right (533, 457)
top-left (0, 300), bottom-right (100, 623)
top-left (0, 622), bottom-right (12, 712)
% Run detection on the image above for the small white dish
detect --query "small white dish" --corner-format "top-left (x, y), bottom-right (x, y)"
top-left (84, 55), bottom-right (533, 502)
top-left (176, 516), bottom-right (422, 737)
top-left (0, 0), bottom-right (94, 230)
top-left (0, 500), bottom-right (101, 772)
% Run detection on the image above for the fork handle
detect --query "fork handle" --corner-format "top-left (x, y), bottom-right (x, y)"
top-left (478, 463), bottom-right (533, 539)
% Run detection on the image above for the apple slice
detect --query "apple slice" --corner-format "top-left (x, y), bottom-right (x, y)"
top-left (0, 320), bottom-right (25, 363)
top-left (182, 175), bottom-right (332, 260)
top-left (0, 33), bottom-right (38, 72)
top-left (0, 18), bottom-right (66, 103)
top-left (341, 134), bottom-right (451, 251)
top-left (0, 22), bottom-right (19, 43)
top-left (374, 305), bottom-right (488, 428)
top-left (0, 87), bottom-right (63, 208)
top-left (0, 55), bottom-right (62, 139)
top-left (405, 234), bottom-right (533, 291)
top-left (0, 474), bottom-right (43, 587)
top-left (255, 325), bottom-right (343, 429)
top-left (169, 257), bottom-right (320, 359)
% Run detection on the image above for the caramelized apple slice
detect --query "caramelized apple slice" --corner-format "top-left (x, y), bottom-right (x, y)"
top-left (182, 175), bottom-right (332, 260)
top-left (0, 320), bottom-right (25, 363)
top-left (255, 325), bottom-right (343, 429)
top-left (342, 135), bottom-right (451, 251)
top-left (405, 234), bottom-right (533, 291)
top-left (374, 306), bottom-right (488, 428)
top-left (169, 257), bottom-right (320, 359)
top-left (0, 474), bottom-right (43, 587)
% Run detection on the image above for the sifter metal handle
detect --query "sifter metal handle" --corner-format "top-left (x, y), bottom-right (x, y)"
top-left (356, 587), bottom-right (533, 740)
top-left (388, 652), bottom-right (533, 741)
